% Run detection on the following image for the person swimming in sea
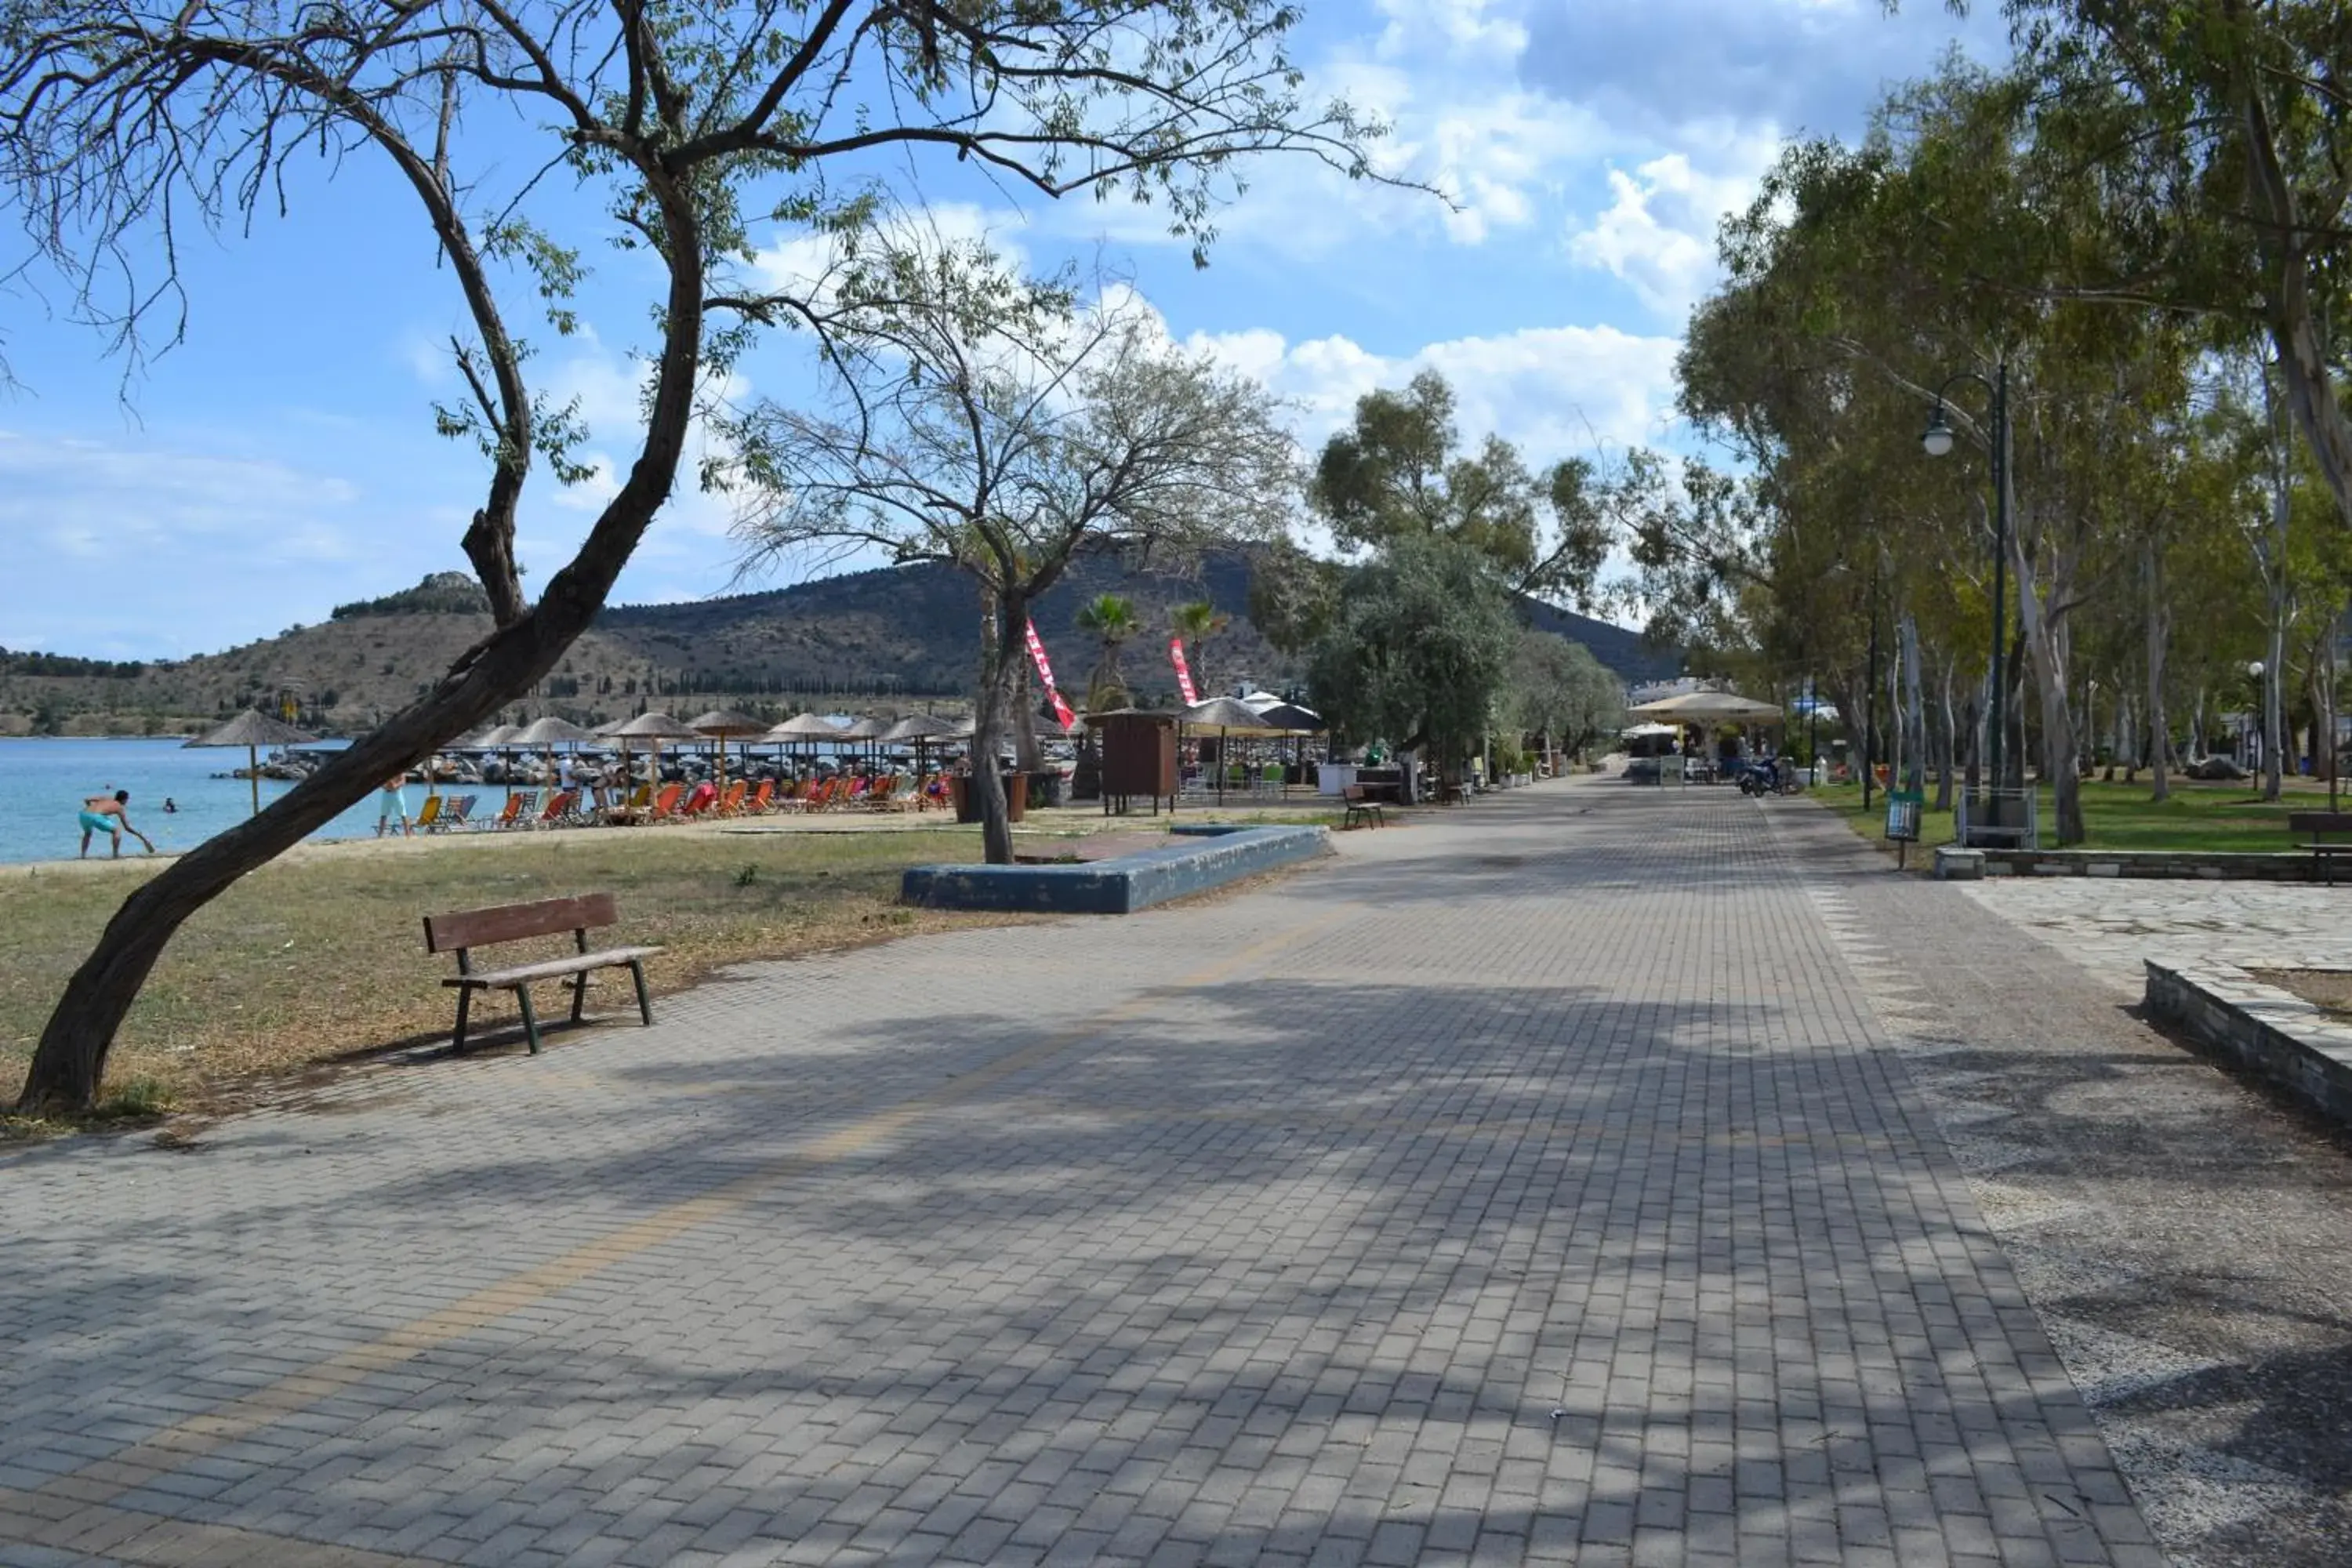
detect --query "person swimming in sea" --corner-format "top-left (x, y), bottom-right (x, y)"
top-left (78, 789), bottom-right (156, 858)
top-left (162, 797), bottom-right (178, 814)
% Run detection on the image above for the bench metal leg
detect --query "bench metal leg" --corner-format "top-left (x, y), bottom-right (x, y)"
top-left (452, 985), bottom-right (473, 1054)
top-left (571, 967), bottom-right (589, 1024)
top-left (629, 960), bottom-right (654, 1027)
top-left (514, 985), bottom-right (542, 1054)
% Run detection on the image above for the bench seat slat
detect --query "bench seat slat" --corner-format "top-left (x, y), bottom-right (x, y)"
top-left (445, 946), bottom-right (664, 989)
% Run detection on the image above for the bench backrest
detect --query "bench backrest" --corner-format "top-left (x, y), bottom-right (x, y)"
top-left (424, 893), bottom-right (620, 955)
top-left (2288, 812), bottom-right (2352, 833)
top-left (1342, 784), bottom-right (1367, 801)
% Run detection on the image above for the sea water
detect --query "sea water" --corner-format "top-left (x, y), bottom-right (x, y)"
top-left (0, 731), bottom-right (900, 865)
top-left (0, 737), bottom-right (438, 866)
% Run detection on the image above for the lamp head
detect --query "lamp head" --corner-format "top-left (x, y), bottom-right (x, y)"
top-left (2249, 659), bottom-right (2266, 679)
top-left (1920, 406), bottom-right (1955, 459)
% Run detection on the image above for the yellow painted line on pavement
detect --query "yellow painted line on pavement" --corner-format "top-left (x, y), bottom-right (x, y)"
top-left (49, 904), bottom-right (1356, 1508)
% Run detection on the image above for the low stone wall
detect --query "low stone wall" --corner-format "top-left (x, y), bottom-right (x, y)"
top-left (2143, 961), bottom-right (2352, 1129)
top-left (1973, 848), bottom-right (2325, 880)
top-left (901, 825), bottom-right (1327, 914)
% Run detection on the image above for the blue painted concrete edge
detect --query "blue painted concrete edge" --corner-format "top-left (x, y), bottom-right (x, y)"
top-left (901, 825), bottom-right (1327, 914)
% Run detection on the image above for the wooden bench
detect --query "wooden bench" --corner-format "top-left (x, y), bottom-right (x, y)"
top-left (2289, 812), bottom-right (2352, 884)
top-left (1341, 783), bottom-right (1385, 829)
top-left (423, 893), bottom-right (662, 1054)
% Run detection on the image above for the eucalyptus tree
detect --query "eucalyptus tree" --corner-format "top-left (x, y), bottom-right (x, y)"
top-left (2, 0), bottom-right (1384, 1111)
top-left (1998, 0), bottom-right (2352, 532)
top-left (1677, 60), bottom-right (2212, 842)
top-left (728, 244), bottom-right (1295, 865)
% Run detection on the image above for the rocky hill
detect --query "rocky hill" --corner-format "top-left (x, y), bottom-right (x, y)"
top-left (2, 551), bottom-right (1679, 735)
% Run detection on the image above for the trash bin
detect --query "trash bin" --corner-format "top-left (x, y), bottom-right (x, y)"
top-left (949, 771), bottom-right (1026, 823)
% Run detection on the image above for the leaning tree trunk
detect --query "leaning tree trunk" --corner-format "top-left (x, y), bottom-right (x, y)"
top-left (16, 202), bottom-right (708, 1116)
top-left (17, 541), bottom-right (666, 1112)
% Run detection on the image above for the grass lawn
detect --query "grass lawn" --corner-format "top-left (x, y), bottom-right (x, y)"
top-left (1, 826), bottom-right (1008, 1120)
top-left (1813, 776), bottom-right (2327, 854)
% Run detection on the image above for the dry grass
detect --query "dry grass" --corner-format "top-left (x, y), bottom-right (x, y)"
top-left (0, 826), bottom-right (1009, 1113)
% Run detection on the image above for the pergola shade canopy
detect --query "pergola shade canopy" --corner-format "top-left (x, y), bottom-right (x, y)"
top-left (1624, 691), bottom-right (1784, 724)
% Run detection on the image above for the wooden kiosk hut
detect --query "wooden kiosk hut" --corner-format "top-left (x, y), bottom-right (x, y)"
top-left (1085, 708), bottom-right (1179, 815)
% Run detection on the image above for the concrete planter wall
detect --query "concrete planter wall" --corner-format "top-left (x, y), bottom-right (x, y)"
top-left (2144, 961), bottom-right (2352, 1130)
top-left (1955, 848), bottom-right (2328, 881)
top-left (902, 824), bottom-right (1327, 914)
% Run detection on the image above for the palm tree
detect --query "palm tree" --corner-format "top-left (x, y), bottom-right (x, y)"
top-left (1074, 593), bottom-right (1141, 711)
top-left (1170, 600), bottom-right (1230, 700)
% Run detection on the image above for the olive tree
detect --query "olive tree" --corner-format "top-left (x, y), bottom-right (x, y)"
top-left (727, 243), bottom-right (1296, 865)
top-left (2, 0), bottom-right (1381, 1112)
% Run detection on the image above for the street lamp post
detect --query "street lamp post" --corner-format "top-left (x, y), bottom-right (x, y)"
top-left (2248, 659), bottom-right (2267, 786)
top-left (1922, 361), bottom-right (2010, 839)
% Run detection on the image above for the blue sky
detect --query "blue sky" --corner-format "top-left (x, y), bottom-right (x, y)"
top-left (0, 0), bottom-right (2000, 660)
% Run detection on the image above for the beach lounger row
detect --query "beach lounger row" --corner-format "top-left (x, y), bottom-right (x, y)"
top-left (405, 773), bottom-right (953, 837)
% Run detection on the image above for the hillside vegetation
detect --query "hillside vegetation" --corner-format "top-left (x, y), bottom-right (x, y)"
top-left (2, 550), bottom-right (1677, 735)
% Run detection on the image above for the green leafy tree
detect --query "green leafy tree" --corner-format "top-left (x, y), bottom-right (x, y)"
top-left (1308, 535), bottom-right (1519, 779)
top-left (1504, 633), bottom-right (1626, 764)
top-left (1308, 371), bottom-right (1613, 605)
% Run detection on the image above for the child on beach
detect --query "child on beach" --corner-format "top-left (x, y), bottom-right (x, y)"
top-left (78, 790), bottom-right (155, 858)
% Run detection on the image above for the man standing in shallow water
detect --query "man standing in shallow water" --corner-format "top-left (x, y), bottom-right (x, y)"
top-left (78, 789), bottom-right (154, 858)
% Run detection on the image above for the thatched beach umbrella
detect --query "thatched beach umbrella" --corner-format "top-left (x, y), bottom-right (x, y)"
top-left (768, 711), bottom-right (848, 774)
top-left (514, 716), bottom-right (597, 793)
top-left (1181, 696), bottom-right (1287, 804)
top-left (603, 710), bottom-right (699, 792)
top-left (689, 708), bottom-right (769, 791)
top-left (880, 712), bottom-right (960, 778)
top-left (186, 708), bottom-right (318, 817)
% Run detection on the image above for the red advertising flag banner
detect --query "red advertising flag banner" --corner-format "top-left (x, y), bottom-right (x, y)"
top-left (1170, 637), bottom-right (1200, 705)
top-left (1025, 619), bottom-right (1078, 731)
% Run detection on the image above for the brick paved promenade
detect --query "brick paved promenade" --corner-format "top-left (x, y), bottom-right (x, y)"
top-left (0, 782), bottom-right (2163, 1566)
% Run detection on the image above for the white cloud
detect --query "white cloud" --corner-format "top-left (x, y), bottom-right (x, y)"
top-left (1185, 319), bottom-right (1682, 460)
top-left (0, 430), bottom-right (361, 545)
top-left (1519, 0), bottom-right (2006, 139)
top-left (1566, 140), bottom-right (1778, 321)
top-left (1373, 0), bottom-right (1529, 64)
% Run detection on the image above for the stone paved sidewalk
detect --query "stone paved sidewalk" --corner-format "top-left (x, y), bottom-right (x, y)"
top-left (1951, 876), bottom-right (2352, 996)
top-left (1793, 804), bottom-right (2352, 1567)
top-left (0, 782), bottom-right (2161, 1566)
